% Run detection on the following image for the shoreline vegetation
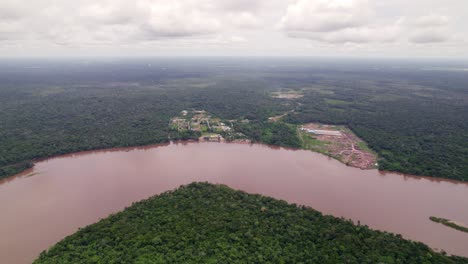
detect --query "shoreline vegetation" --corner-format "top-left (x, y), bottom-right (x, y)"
top-left (34, 183), bottom-right (468, 263)
top-left (3, 140), bottom-right (465, 186)
top-left (430, 217), bottom-right (468, 234)
top-left (0, 121), bottom-right (388, 180)
top-left (2, 113), bottom-right (466, 182)
top-left (0, 161), bottom-right (34, 179)
top-left (0, 138), bottom-right (171, 180)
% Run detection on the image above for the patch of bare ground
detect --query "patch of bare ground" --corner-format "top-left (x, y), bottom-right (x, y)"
top-left (229, 139), bottom-right (252, 144)
top-left (301, 123), bottom-right (378, 169)
top-left (271, 91), bottom-right (304, 99)
top-left (268, 110), bottom-right (295, 122)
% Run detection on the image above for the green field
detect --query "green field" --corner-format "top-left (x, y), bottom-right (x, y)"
top-left (298, 130), bottom-right (329, 154)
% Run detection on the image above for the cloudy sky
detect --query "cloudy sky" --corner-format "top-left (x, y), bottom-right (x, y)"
top-left (1, 0), bottom-right (467, 58)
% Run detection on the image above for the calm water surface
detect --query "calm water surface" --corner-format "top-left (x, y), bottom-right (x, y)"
top-left (1, 142), bottom-right (467, 263)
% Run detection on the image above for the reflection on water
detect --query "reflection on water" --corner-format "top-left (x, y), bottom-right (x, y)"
top-left (377, 170), bottom-right (467, 185)
top-left (0, 142), bottom-right (467, 263)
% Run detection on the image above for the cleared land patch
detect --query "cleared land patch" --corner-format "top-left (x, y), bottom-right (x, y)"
top-left (271, 90), bottom-right (304, 99)
top-left (300, 123), bottom-right (378, 169)
top-left (268, 110), bottom-right (295, 122)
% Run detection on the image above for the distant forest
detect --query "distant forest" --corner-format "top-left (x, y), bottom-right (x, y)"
top-left (0, 58), bottom-right (467, 181)
top-left (34, 183), bottom-right (468, 263)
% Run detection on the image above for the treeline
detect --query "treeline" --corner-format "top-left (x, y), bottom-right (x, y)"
top-left (1, 59), bottom-right (467, 181)
top-left (0, 161), bottom-right (33, 179)
top-left (283, 91), bottom-right (468, 181)
top-left (234, 121), bottom-right (301, 148)
top-left (274, 69), bottom-right (468, 181)
top-left (0, 77), bottom-right (287, 179)
top-left (35, 183), bottom-right (468, 263)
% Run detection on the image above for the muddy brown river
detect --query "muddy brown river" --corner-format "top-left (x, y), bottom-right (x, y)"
top-left (1, 142), bottom-right (468, 263)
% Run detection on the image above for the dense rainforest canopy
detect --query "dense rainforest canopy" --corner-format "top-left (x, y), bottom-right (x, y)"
top-left (0, 58), bottom-right (467, 180)
top-left (34, 182), bottom-right (468, 264)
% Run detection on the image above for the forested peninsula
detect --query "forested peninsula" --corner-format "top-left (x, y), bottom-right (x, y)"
top-left (35, 183), bottom-right (468, 264)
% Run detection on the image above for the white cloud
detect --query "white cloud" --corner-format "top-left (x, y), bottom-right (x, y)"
top-left (0, 0), bottom-right (466, 57)
top-left (228, 12), bottom-right (261, 28)
top-left (279, 0), bottom-right (458, 45)
top-left (279, 0), bottom-right (402, 44)
top-left (78, 2), bottom-right (139, 26)
top-left (280, 0), bottom-right (371, 33)
top-left (140, 2), bottom-right (221, 39)
top-left (0, 21), bottom-right (23, 40)
top-left (0, 0), bottom-right (265, 45)
top-left (193, 34), bottom-right (247, 45)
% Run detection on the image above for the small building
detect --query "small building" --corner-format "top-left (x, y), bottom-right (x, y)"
top-left (301, 128), bottom-right (342, 136)
top-left (203, 134), bottom-right (222, 142)
top-left (220, 125), bottom-right (231, 131)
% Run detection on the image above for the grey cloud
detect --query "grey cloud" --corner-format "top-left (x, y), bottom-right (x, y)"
top-left (410, 31), bottom-right (449, 44)
top-left (0, 1), bottom-right (30, 21)
top-left (408, 15), bottom-right (451, 43)
top-left (138, 23), bottom-right (218, 40)
top-left (287, 31), bottom-right (371, 43)
top-left (0, 20), bottom-right (26, 41)
top-left (414, 15), bottom-right (449, 28)
top-left (284, 20), bottom-right (365, 33)
top-left (215, 0), bottom-right (263, 12)
top-left (286, 24), bottom-right (399, 44)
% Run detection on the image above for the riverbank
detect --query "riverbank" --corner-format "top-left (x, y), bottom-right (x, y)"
top-left (1, 138), bottom-right (466, 186)
top-left (2, 106), bottom-right (467, 182)
top-left (298, 123), bottom-right (378, 169)
top-left (2, 142), bottom-right (468, 263)
top-left (0, 138), bottom-right (173, 180)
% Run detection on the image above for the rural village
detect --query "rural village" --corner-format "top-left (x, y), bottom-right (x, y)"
top-left (170, 110), bottom-right (249, 142)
